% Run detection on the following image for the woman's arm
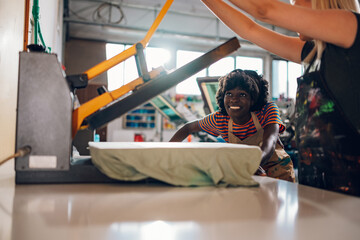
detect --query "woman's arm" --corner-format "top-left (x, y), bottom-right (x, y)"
top-left (201, 0), bottom-right (305, 63)
top-left (228, 0), bottom-right (358, 48)
top-left (260, 123), bottom-right (279, 166)
top-left (169, 120), bottom-right (202, 142)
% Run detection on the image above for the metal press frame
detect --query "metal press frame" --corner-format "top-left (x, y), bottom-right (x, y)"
top-left (15, 0), bottom-right (241, 184)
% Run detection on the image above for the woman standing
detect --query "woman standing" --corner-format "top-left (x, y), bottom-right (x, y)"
top-left (200, 0), bottom-right (360, 196)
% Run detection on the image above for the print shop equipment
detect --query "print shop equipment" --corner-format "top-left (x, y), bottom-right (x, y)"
top-left (15, 0), bottom-right (241, 184)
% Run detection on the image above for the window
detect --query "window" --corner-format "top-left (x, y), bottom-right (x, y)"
top-left (122, 45), bottom-right (138, 86)
top-left (106, 43), bottom-right (265, 96)
top-left (236, 56), bottom-right (263, 75)
top-left (145, 47), bottom-right (171, 71)
top-left (272, 60), bottom-right (303, 99)
top-left (176, 53), bottom-right (264, 95)
top-left (208, 56), bottom-right (235, 77)
top-left (175, 50), bottom-right (206, 95)
top-left (106, 43), bottom-right (125, 91)
top-left (106, 44), bottom-right (171, 91)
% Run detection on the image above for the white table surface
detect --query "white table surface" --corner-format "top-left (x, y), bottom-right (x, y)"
top-left (1, 162), bottom-right (360, 240)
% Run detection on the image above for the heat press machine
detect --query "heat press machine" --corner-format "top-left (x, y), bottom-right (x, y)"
top-left (15, 0), bottom-right (241, 184)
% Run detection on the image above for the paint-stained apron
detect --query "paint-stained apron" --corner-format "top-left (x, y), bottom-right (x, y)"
top-left (295, 62), bottom-right (360, 196)
top-left (228, 112), bottom-right (295, 182)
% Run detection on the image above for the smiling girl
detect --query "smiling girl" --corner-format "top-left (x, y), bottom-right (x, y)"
top-left (170, 69), bottom-right (295, 182)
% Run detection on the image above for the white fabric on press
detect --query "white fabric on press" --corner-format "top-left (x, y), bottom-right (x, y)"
top-left (89, 142), bottom-right (261, 187)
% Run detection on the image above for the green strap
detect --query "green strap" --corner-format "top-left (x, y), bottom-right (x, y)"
top-left (31, 0), bottom-right (51, 53)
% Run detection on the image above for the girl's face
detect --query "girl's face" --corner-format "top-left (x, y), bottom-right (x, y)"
top-left (224, 87), bottom-right (253, 124)
top-left (292, 0), bottom-right (313, 41)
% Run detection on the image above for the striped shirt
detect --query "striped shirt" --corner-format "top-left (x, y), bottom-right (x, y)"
top-left (198, 102), bottom-right (285, 142)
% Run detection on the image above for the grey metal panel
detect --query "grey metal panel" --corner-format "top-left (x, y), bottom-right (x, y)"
top-left (16, 52), bottom-right (72, 171)
top-left (15, 162), bottom-right (117, 184)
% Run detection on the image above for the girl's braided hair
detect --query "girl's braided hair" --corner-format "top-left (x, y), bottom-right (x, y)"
top-left (216, 69), bottom-right (269, 115)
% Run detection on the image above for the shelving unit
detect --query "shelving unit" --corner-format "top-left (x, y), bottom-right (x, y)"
top-left (123, 103), bottom-right (156, 129)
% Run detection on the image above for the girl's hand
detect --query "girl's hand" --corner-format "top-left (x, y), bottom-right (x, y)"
top-left (255, 166), bottom-right (267, 176)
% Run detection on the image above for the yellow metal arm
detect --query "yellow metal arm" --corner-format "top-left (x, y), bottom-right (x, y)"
top-left (85, 45), bottom-right (137, 80)
top-left (139, 0), bottom-right (173, 47)
top-left (84, 0), bottom-right (173, 80)
top-left (72, 0), bottom-right (174, 138)
top-left (72, 67), bottom-right (165, 138)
